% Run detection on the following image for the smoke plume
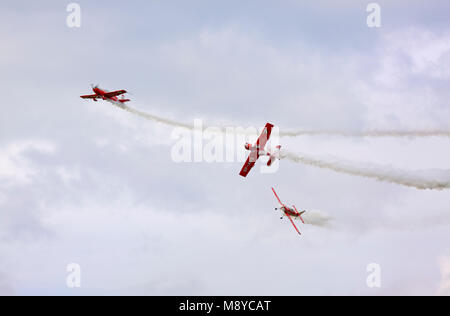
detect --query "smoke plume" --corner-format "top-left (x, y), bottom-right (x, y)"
top-left (281, 150), bottom-right (450, 190)
top-left (280, 130), bottom-right (450, 138)
top-left (301, 210), bottom-right (333, 228)
top-left (109, 101), bottom-right (450, 138)
top-left (111, 101), bottom-right (194, 129)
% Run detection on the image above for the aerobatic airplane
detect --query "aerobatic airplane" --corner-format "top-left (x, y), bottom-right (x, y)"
top-left (239, 123), bottom-right (281, 177)
top-left (80, 85), bottom-right (130, 103)
top-left (271, 187), bottom-right (306, 236)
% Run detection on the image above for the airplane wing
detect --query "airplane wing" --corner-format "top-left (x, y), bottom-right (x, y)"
top-left (286, 213), bottom-right (301, 235)
top-left (80, 94), bottom-right (97, 99)
top-left (293, 205), bottom-right (305, 224)
top-left (271, 187), bottom-right (284, 206)
top-left (239, 156), bottom-right (256, 177)
top-left (239, 123), bottom-right (274, 177)
top-left (103, 90), bottom-right (127, 98)
top-left (256, 123), bottom-right (274, 151)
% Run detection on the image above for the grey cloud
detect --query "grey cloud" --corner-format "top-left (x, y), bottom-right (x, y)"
top-left (0, 1), bottom-right (449, 295)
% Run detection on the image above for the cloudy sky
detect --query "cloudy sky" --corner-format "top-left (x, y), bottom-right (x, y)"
top-left (1, 0), bottom-right (450, 295)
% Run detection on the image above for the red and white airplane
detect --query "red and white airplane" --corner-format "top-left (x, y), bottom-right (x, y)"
top-left (80, 85), bottom-right (130, 103)
top-left (239, 123), bottom-right (281, 177)
top-left (271, 187), bottom-right (305, 236)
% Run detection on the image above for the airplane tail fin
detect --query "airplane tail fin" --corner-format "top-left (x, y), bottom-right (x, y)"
top-left (298, 210), bottom-right (305, 224)
top-left (267, 145), bottom-right (282, 166)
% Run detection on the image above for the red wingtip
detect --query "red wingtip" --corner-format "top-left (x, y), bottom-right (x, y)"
top-left (286, 213), bottom-right (301, 235)
top-left (271, 187), bottom-right (284, 206)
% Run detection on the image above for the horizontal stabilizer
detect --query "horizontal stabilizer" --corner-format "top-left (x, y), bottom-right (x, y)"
top-left (267, 145), bottom-right (281, 166)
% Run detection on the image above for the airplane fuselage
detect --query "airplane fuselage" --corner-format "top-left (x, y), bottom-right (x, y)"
top-left (81, 86), bottom-right (130, 104)
top-left (245, 143), bottom-right (270, 157)
top-left (92, 88), bottom-right (121, 102)
top-left (281, 206), bottom-right (299, 217)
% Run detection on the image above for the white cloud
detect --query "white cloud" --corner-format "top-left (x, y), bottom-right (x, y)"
top-left (150, 26), bottom-right (367, 130)
top-left (0, 192), bottom-right (5, 206)
top-left (0, 271), bottom-right (14, 296)
top-left (355, 28), bottom-right (450, 130)
top-left (438, 254), bottom-right (450, 295)
top-left (55, 167), bottom-right (81, 184)
top-left (0, 140), bottom-right (56, 186)
top-left (0, 2), bottom-right (450, 295)
top-left (375, 28), bottom-right (450, 84)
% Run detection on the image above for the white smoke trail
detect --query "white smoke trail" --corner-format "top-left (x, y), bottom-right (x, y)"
top-left (281, 130), bottom-right (450, 138)
top-left (281, 150), bottom-right (450, 190)
top-left (301, 210), bottom-right (333, 228)
top-left (110, 101), bottom-right (194, 130)
top-left (109, 101), bottom-right (260, 136)
top-left (109, 102), bottom-right (450, 138)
